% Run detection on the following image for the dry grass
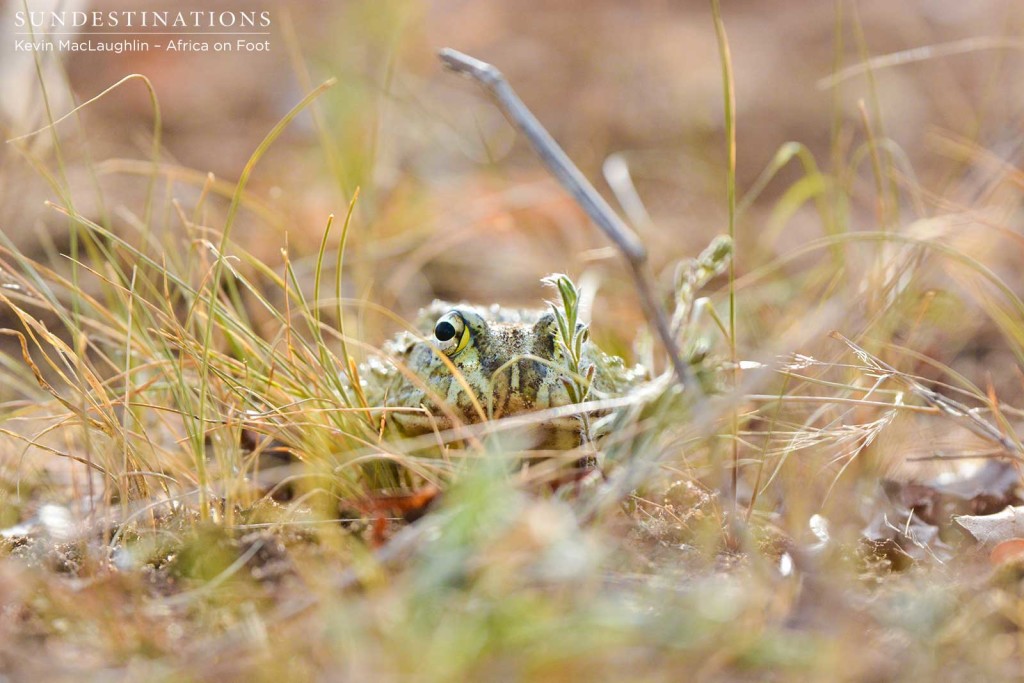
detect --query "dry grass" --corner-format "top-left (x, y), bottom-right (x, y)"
top-left (3, 1), bottom-right (1024, 680)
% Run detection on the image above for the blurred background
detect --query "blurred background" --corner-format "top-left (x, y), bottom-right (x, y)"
top-left (5, 5), bottom-right (1024, 677)
top-left (2, 0), bottom-right (1023, 383)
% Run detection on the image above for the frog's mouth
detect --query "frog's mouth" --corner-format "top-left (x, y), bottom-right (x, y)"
top-left (485, 356), bottom-right (576, 418)
top-left (389, 346), bottom-right (579, 439)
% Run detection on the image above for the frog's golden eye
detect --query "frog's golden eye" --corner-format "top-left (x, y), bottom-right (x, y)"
top-left (433, 311), bottom-right (471, 356)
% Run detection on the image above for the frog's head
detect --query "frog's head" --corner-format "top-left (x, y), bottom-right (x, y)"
top-left (385, 303), bottom-right (576, 435)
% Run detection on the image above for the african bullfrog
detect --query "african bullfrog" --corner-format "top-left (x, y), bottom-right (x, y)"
top-left (359, 300), bottom-right (648, 449)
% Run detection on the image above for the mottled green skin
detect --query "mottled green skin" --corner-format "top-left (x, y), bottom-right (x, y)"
top-left (361, 301), bottom-right (646, 444)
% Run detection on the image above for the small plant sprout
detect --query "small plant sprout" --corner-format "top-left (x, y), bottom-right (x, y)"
top-left (543, 273), bottom-right (597, 446)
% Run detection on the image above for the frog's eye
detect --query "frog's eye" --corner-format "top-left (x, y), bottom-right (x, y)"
top-left (433, 311), bottom-right (471, 356)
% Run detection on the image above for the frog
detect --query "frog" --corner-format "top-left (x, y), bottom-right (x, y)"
top-left (359, 300), bottom-right (648, 449)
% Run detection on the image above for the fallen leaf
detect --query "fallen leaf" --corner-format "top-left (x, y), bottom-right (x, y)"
top-left (861, 506), bottom-right (950, 566)
top-left (885, 460), bottom-right (1022, 527)
top-left (955, 505), bottom-right (1024, 547)
top-left (860, 483), bottom-right (953, 567)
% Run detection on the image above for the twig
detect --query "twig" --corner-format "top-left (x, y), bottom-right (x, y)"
top-left (438, 48), bottom-right (696, 392)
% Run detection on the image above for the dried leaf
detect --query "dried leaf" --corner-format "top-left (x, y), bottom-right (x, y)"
top-left (861, 483), bottom-right (953, 566)
top-left (861, 506), bottom-right (950, 565)
top-left (883, 460), bottom-right (1022, 526)
top-left (361, 484), bottom-right (442, 523)
top-left (955, 505), bottom-right (1024, 547)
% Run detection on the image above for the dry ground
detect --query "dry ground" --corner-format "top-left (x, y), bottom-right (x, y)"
top-left (2, 1), bottom-right (1024, 680)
